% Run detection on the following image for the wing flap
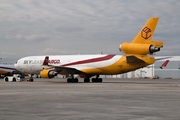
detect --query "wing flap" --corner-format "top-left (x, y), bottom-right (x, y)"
top-left (54, 66), bottom-right (84, 74)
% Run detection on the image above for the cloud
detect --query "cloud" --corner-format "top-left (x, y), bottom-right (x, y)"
top-left (5, 34), bottom-right (49, 42)
top-left (42, 48), bottom-right (64, 54)
top-left (157, 44), bottom-right (180, 56)
top-left (1, 52), bottom-right (15, 55)
top-left (55, 25), bottom-right (85, 33)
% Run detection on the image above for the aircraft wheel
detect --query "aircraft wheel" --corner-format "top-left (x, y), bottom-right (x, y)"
top-left (72, 79), bottom-right (75, 83)
top-left (67, 78), bottom-right (78, 83)
top-left (84, 78), bottom-right (90, 83)
top-left (74, 78), bottom-right (78, 83)
top-left (98, 78), bottom-right (103, 83)
top-left (12, 77), bottom-right (16, 82)
top-left (29, 78), bottom-right (34, 82)
top-left (67, 78), bottom-right (71, 83)
top-left (92, 78), bottom-right (103, 83)
top-left (92, 78), bottom-right (95, 83)
top-left (5, 77), bottom-right (8, 82)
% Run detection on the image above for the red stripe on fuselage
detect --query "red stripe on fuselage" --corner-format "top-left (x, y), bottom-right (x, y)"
top-left (61, 55), bottom-right (115, 67)
top-left (0, 66), bottom-right (16, 71)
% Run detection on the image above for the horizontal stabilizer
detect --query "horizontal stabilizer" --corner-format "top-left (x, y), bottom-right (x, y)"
top-left (126, 56), bottom-right (145, 63)
top-left (155, 57), bottom-right (172, 61)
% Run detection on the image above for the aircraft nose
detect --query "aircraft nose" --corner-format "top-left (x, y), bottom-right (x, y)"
top-left (14, 61), bottom-right (20, 70)
top-left (14, 63), bottom-right (17, 68)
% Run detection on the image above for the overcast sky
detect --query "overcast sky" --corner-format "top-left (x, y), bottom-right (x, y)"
top-left (0, 0), bottom-right (180, 63)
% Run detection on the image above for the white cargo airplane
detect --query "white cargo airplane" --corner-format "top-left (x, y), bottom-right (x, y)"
top-left (15, 17), bottom-right (163, 82)
top-left (0, 64), bottom-right (16, 76)
top-left (0, 64), bottom-right (28, 77)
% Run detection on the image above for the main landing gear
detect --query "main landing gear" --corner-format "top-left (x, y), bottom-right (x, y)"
top-left (92, 78), bottom-right (102, 83)
top-left (91, 75), bottom-right (103, 83)
top-left (84, 78), bottom-right (90, 83)
top-left (66, 75), bottom-right (103, 83)
top-left (67, 78), bottom-right (78, 83)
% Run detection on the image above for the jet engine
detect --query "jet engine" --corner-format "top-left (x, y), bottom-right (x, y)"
top-left (119, 43), bottom-right (160, 55)
top-left (40, 70), bottom-right (57, 79)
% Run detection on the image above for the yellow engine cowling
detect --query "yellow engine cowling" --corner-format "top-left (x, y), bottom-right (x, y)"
top-left (40, 70), bottom-right (57, 79)
top-left (119, 43), bottom-right (160, 55)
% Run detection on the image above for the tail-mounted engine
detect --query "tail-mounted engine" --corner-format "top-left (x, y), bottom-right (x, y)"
top-left (40, 70), bottom-right (57, 79)
top-left (119, 43), bottom-right (161, 55)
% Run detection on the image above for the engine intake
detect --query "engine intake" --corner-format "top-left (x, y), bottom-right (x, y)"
top-left (40, 70), bottom-right (57, 79)
top-left (119, 43), bottom-right (160, 55)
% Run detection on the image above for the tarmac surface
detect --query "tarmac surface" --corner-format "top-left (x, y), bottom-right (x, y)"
top-left (0, 78), bottom-right (180, 120)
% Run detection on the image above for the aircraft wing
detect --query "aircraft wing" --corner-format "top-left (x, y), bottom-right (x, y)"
top-left (126, 55), bottom-right (145, 63)
top-left (54, 66), bottom-right (84, 74)
top-left (43, 56), bottom-right (85, 74)
top-left (155, 56), bottom-right (172, 61)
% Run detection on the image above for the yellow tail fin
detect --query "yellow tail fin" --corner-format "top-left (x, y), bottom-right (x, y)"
top-left (119, 17), bottom-right (163, 55)
top-left (132, 18), bottom-right (160, 44)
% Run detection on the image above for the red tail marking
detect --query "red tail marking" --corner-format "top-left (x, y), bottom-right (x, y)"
top-left (43, 56), bottom-right (49, 66)
top-left (161, 60), bottom-right (169, 67)
top-left (160, 60), bottom-right (169, 69)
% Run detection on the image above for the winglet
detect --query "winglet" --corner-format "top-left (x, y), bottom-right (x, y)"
top-left (43, 56), bottom-right (49, 66)
top-left (160, 60), bottom-right (169, 69)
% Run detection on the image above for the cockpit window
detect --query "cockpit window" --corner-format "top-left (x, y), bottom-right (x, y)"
top-left (16, 60), bottom-right (19, 64)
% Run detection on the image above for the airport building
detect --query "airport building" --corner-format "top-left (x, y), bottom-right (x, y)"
top-left (104, 56), bottom-right (180, 79)
top-left (154, 56), bottom-right (180, 79)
